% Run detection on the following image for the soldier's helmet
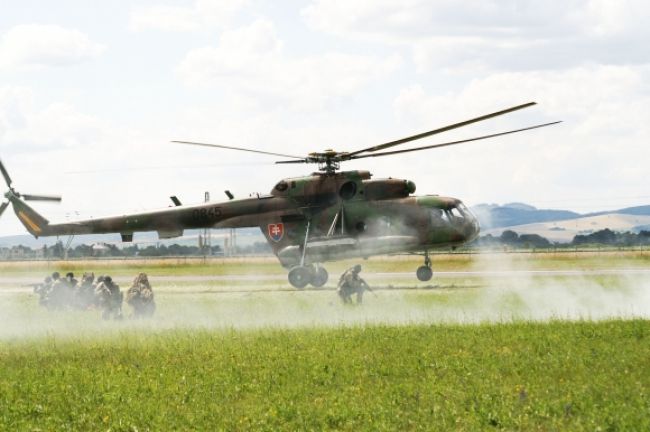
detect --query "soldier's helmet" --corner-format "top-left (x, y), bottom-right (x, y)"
top-left (66, 272), bottom-right (74, 278)
top-left (104, 276), bottom-right (112, 284)
top-left (353, 264), bottom-right (362, 273)
top-left (52, 271), bottom-right (60, 280)
top-left (134, 273), bottom-right (148, 285)
top-left (97, 275), bottom-right (105, 283)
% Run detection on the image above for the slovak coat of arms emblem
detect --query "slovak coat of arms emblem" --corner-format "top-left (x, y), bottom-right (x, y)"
top-left (268, 223), bottom-right (285, 242)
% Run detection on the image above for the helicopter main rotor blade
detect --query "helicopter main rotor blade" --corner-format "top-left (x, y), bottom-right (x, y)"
top-left (350, 121), bottom-right (561, 160)
top-left (22, 194), bottom-right (62, 202)
top-left (275, 160), bottom-right (308, 164)
top-left (346, 102), bottom-right (537, 157)
top-left (0, 158), bottom-right (12, 188)
top-left (172, 140), bottom-right (306, 160)
top-left (0, 201), bottom-right (8, 218)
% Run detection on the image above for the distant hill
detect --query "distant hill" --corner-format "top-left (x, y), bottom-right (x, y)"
top-left (585, 205), bottom-right (650, 218)
top-left (472, 202), bottom-right (650, 244)
top-left (482, 214), bottom-right (650, 243)
top-left (471, 203), bottom-right (581, 230)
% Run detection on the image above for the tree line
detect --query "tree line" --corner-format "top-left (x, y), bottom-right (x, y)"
top-left (474, 229), bottom-right (650, 249)
top-left (2, 229), bottom-right (650, 260)
top-left (0, 241), bottom-right (273, 260)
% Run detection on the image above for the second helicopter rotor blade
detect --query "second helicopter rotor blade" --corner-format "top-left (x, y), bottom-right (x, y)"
top-left (346, 102), bottom-right (538, 158)
top-left (0, 201), bottom-right (8, 218)
top-left (22, 194), bottom-right (62, 202)
top-left (0, 158), bottom-right (12, 188)
top-left (350, 121), bottom-right (562, 160)
top-left (172, 140), bottom-right (306, 160)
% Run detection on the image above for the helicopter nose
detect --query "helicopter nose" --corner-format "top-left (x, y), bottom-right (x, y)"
top-left (465, 216), bottom-right (480, 242)
top-left (462, 212), bottom-right (480, 242)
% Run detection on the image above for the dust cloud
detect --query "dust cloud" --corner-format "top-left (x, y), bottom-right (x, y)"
top-left (1, 258), bottom-right (649, 341)
top-left (468, 252), bottom-right (650, 321)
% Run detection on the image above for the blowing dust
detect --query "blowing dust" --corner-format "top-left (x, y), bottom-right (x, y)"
top-left (1, 256), bottom-right (649, 341)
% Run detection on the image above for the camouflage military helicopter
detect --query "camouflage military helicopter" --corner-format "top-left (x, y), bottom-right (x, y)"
top-left (0, 102), bottom-right (559, 288)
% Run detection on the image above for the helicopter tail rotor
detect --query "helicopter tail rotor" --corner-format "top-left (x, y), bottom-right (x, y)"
top-left (0, 158), bottom-right (61, 226)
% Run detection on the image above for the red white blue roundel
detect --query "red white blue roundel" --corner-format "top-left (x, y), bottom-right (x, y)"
top-left (268, 223), bottom-right (285, 242)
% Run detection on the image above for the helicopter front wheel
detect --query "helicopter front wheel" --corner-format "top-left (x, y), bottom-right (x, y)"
top-left (416, 265), bottom-right (433, 282)
top-left (416, 250), bottom-right (433, 282)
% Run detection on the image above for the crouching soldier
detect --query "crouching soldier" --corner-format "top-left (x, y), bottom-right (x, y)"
top-left (126, 273), bottom-right (156, 319)
top-left (48, 272), bottom-right (71, 310)
top-left (33, 276), bottom-right (53, 308)
top-left (94, 276), bottom-right (123, 320)
top-left (337, 264), bottom-right (372, 305)
top-left (74, 272), bottom-right (96, 310)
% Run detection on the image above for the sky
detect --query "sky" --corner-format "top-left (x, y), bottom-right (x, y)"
top-left (1, 0), bottom-right (649, 236)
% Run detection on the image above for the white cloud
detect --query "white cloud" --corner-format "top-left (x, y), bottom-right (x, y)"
top-left (130, 0), bottom-right (249, 32)
top-left (302, 0), bottom-right (650, 71)
top-left (0, 25), bottom-right (105, 70)
top-left (176, 19), bottom-right (402, 109)
top-left (389, 64), bottom-right (650, 208)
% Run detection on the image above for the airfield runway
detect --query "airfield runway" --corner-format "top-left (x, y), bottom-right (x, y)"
top-left (2, 268), bottom-right (650, 291)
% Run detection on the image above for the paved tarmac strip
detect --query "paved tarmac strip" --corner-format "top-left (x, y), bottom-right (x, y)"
top-left (2, 268), bottom-right (650, 294)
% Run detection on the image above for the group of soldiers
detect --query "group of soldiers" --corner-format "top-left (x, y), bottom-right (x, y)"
top-left (33, 271), bottom-right (156, 319)
top-left (33, 265), bottom-right (370, 313)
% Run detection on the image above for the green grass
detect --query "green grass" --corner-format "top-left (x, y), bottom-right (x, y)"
top-left (1, 320), bottom-right (649, 431)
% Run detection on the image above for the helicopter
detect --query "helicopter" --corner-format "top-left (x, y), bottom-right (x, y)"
top-left (1, 102), bottom-right (559, 288)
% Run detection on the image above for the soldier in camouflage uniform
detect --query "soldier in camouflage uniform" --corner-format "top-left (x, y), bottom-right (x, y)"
top-left (94, 275), bottom-right (123, 320)
top-left (126, 273), bottom-right (156, 318)
top-left (47, 271), bottom-right (71, 310)
top-left (33, 276), bottom-right (53, 308)
top-left (74, 272), bottom-right (96, 310)
top-left (337, 264), bottom-right (371, 304)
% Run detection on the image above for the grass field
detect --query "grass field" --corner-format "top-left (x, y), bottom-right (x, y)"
top-left (0, 252), bottom-right (649, 430)
top-left (1, 320), bottom-right (649, 430)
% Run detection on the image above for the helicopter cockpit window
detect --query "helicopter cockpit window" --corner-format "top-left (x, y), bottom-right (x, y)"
top-left (430, 208), bottom-right (446, 226)
top-left (449, 207), bottom-right (464, 219)
top-left (445, 203), bottom-right (475, 228)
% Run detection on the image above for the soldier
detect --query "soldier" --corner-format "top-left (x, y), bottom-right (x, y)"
top-left (337, 264), bottom-right (371, 304)
top-left (94, 275), bottom-right (123, 320)
top-left (33, 276), bottom-right (53, 308)
top-left (48, 271), bottom-right (71, 310)
top-left (126, 273), bottom-right (156, 318)
top-left (92, 275), bottom-right (105, 308)
top-left (61, 272), bottom-right (78, 308)
top-left (74, 272), bottom-right (96, 309)
top-left (65, 272), bottom-right (78, 289)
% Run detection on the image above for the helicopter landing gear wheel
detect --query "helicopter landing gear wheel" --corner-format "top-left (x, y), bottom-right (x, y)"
top-left (416, 265), bottom-right (433, 282)
top-left (288, 266), bottom-right (311, 289)
top-left (310, 265), bottom-right (328, 288)
top-left (416, 250), bottom-right (433, 282)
